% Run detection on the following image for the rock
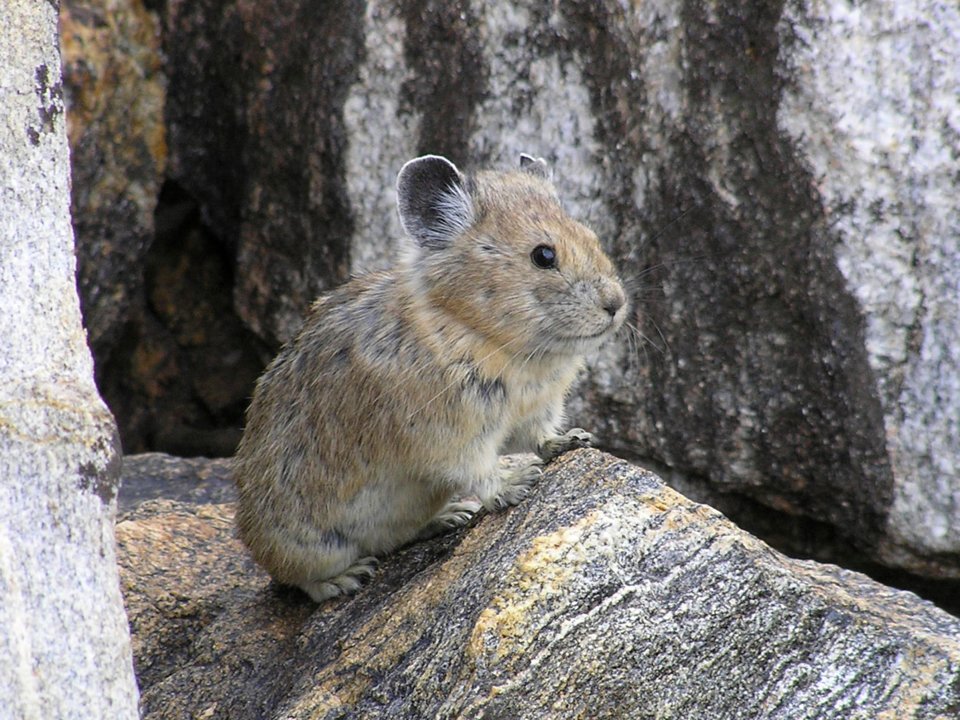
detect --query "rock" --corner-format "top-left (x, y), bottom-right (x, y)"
top-left (93, 210), bottom-right (269, 457)
top-left (119, 452), bottom-right (236, 513)
top-left (775, 1), bottom-right (960, 576)
top-left (0, 1), bottom-right (138, 716)
top-left (119, 451), bottom-right (960, 719)
top-left (153, 0), bottom-right (959, 579)
top-left (61, 0), bottom-right (267, 458)
top-left (60, 0), bottom-right (166, 362)
top-left (163, 0), bottom-right (358, 346)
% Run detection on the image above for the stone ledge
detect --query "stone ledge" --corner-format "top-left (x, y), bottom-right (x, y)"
top-left (118, 450), bottom-right (960, 719)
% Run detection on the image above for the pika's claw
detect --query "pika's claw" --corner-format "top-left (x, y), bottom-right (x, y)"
top-left (300, 556), bottom-right (379, 603)
top-left (487, 461), bottom-right (544, 511)
top-left (537, 427), bottom-right (596, 462)
top-left (435, 499), bottom-right (483, 527)
top-left (418, 499), bottom-right (483, 539)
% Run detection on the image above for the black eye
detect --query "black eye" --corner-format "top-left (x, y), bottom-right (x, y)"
top-left (530, 244), bottom-right (557, 269)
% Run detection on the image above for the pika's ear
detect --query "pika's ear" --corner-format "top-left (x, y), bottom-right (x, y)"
top-left (396, 155), bottom-right (473, 248)
top-left (519, 153), bottom-right (550, 180)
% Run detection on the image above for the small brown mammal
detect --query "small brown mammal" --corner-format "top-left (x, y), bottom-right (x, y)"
top-left (234, 153), bottom-right (627, 602)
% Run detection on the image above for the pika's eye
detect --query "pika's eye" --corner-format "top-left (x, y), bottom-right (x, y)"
top-left (530, 244), bottom-right (557, 269)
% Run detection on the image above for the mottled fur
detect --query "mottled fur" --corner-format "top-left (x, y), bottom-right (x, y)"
top-left (234, 154), bottom-right (627, 602)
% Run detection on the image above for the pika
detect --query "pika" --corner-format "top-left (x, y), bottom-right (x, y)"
top-left (234, 153), bottom-right (627, 602)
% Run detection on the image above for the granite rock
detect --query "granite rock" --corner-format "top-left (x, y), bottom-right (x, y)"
top-left (0, 2), bottom-right (139, 715)
top-left (60, 0), bottom-right (166, 361)
top-left (119, 451), bottom-right (960, 719)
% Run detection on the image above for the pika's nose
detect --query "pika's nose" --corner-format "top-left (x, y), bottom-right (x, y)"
top-left (600, 282), bottom-right (626, 317)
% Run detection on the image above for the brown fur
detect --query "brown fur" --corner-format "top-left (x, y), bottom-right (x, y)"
top-left (233, 154), bottom-right (626, 602)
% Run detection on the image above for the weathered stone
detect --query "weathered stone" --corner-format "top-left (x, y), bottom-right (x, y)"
top-left (60, 0), bottom-right (166, 361)
top-left (60, 0), bottom-right (269, 458)
top-left (164, 0), bottom-right (361, 346)
top-left (151, 0), bottom-right (959, 579)
top-left (776, 0), bottom-right (960, 575)
top-left (95, 211), bottom-right (269, 456)
top-left (119, 452), bottom-right (236, 512)
top-left (120, 451), bottom-right (960, 719)
top-left (0, 1), bottom-right (138, 715)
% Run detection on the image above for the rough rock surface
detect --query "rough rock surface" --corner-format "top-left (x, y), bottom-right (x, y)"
top-left (68, 0), bottom-right (959, 577)
top-left (60, 0), bottom-right (269, 457)
top-left (119, 452), bottom-right (236, 513)
top-left (776, 1), bottom-right (960, 574)
top-left (60, 0), bottom-right (166, 362)
top-left (0, 2), bottom-right (138, 716)
top-left (119, 450), bottom-right (960, 720)
top-left (163, 0), bottom-right (359, 346)
top-left (93, 208), bottom-right (268, 457)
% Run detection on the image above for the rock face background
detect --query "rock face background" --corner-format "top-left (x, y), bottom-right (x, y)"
top-left (63, 0), bottom-right (959, 592)
top-left (60, 0), bottom-right (166, 364)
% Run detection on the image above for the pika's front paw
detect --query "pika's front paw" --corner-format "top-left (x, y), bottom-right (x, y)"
top-left (537, 428), bottom-right (596, 462)
top-left (486, 461), bottom-right (544, 511)
top-left (299, 556), bottom-right (379, 603)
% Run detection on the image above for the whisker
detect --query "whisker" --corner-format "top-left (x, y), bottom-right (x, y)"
top-left (624, 321), bottom-right (666, 356)
top-left (620, 322), bottom-right (645, 373)
top-left (650, 319), bottom-right (669, 355)
top-left (648, 206), bottom-right (695, 245)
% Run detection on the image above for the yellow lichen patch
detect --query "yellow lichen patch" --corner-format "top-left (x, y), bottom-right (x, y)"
top-left (875, 645), bottom-right (954, 719)
top-left (653, 492), bottom-right (727, 540)
top-left (516, 519), bottom-right (595, 587)
top-left (283, 684), bottom-right (356, 718)
top-left (467, 512), bottom-right (602, 666)
top-left (297, 532), bottom-right (490, 712)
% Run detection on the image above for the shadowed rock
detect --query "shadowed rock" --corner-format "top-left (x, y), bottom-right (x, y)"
top-left (60, 0), bottom-right (166, 362)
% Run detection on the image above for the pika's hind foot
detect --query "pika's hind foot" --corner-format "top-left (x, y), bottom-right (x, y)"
top-left (299, 556), bottom-right (379, 603)
top-left (485, 461), bottom-right (544, 511)
top-left (537, 428), bottom-right (595, 462)
top-left (417, 499), bottom-right (483, 539)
